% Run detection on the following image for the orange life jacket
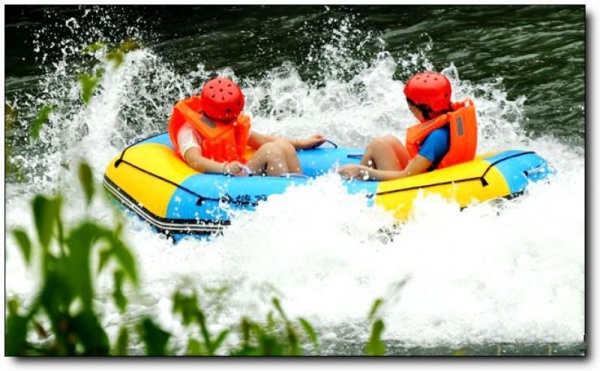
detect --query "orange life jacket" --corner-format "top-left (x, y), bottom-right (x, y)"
top-left (167, 96), bottom-right (251, 164)
top-left (405, 98), bottom-right (478, 169)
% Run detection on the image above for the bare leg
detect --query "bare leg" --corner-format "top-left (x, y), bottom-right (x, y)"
top-left (360, 135), bottom-right (410, 171)
top-left (274, 139), bottom-right (302, 174)
top-left (246, 142), bottom-right (290, 176)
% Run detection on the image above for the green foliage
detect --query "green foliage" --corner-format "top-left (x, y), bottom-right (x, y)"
top-left (114, 326), bottom-right (130, 356)
top-left (230, 298), bottom-right (320, 356)
top-left (30, 104), bottom-right (53, 140)
top-left (106, 39), bottom-right (141, 68)
top-left (365, 298), bottom-right (386, 356)
top-left (172, 288), bottom-right (231, 355)
top-left (78, 162), bottom-right (95, 206)
top-left (82, 41), bottom-right (107, 54)
top-left (7, 159), bottom-right (396, 356)
top-left (6, 163), bottom-right (138, 356)
top-left (140, 318), bottom-right (172, 356)
top-left (7, 35), bottom-right (399, 356)
top-left (4, 102), bottom-right (24, 180)
top-left (12, 230), bottom-right (32, 264)
top-left (5, 102), bottom-right (18, 126)
top-left (78, 69), bottom-right (105, 105)
top-left (78, 39), bottom-right (141, 105)
top-left (5, 102), bottom-right (22, 179)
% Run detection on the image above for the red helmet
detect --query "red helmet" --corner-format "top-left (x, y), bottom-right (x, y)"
top-left (200, 78), bottom-right (245, 122)
top-left (403, 72), bottom-right (452, 114)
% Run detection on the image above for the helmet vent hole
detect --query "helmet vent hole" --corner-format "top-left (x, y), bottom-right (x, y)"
top-left (237, 101), bottom-right (241, 106)
top-left (211, 94), bottom-right (216, 98)
top-left (226, 108), bottom-right (231, 113)
top-left (220, 88), bottom-right (223, 92)
top-left (228, 92), bottom-right (233, 95)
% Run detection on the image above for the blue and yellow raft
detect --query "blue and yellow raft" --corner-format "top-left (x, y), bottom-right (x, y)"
top-left (104, 132), bottom-right (552, 241)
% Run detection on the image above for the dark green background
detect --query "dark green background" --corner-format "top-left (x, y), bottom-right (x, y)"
top-left (5, 5), bottom-right (585, 146)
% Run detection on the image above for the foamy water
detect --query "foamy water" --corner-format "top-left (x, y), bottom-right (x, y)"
top-left (3, 9), bottom-right (585, 354)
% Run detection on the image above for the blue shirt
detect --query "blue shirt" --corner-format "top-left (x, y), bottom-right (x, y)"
top-left (418, 126), bottom-right (450, 169)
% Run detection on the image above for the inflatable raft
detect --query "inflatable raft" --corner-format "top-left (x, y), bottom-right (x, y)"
top-left (104, 132), bottom-right (553, 241)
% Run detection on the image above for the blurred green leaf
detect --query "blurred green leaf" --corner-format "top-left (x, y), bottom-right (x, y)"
top-left (365, 319), bottom-right (386, 356)
top-left (12, 229), bottom-right (32, 264)
top-left (298, 318), bottom-right (319, 353)
top-left (187, 338), bottom-right (203, 355)
top-left (32, 195), bottom-right (62, 252)
top-left (113, 270), bottom-right (127, 313)
top-left (368, 298), bottom-right (384, 321)
top-left (208, 329), bottom-right (230, 355)
top-left (39, 273), bottom-right (72, 336)
top-left (65, 222), bottom-right (97, 311)
top-left (285, 323), bottom-right (300, 355)
top-left (82, 41), bottom-right (107, 54)
top-left (7, 298), bottom-right (20, 316)
top-left (240, 317), bottom-right (252, 345)
top-left (78, 162), bottom-right (95, 206)
top-left (96, 228), bottom-right (138, 286)
top-left (31, 104), bottom-right (53, 140)
top-left (6, 312), bottom-right (30, 356)
top-left (106, 39), bottom-right (141, 68)
top-left (197, 310), bottom-right (212, 350)
top-left (140, 317), bottom-right (171, 356)
top-left (118, 39), bottom-right (141, 53)
top-left (98, 248), bottom-right (111, 274)
top-left (173, 289), bottom-right (198, 326)
top-left (106, 50), bottom-right (124, 68)
top-left (260, 334), bottom-right (284, 356)
top-left (114, 326), bottom-right (129, 356)
top-left (453, 349), bottom-right (468, 356)
top-left (72, 310), bottom-right (110, 355)
top-left (108, 235), bottom-right (139, 285)
top-left (78, 70), bottom-right (104, 105)
top-left (266, 311), bottom-right (275, 331)
top-left (5, 102), bottom-right (18, 129)
top-left (272, 297), bottom-right (288, 322)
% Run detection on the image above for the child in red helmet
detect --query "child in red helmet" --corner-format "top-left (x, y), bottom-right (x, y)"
top-left (338, 71), bottom-right (478, 181)
top-left (168, 77), bottom-right (325, 176)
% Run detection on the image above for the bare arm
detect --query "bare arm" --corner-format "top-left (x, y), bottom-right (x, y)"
top-left (184, 148), bottom-right (245, 175)
top-left (183, 148), bottom-right (225, 173)
top-left (339, 155), bottom-right (432, 181)
top-left (247, 131), bottom-right (276, 149)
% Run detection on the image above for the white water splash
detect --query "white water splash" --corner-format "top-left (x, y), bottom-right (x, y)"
top-left (4, 8), bottom-right (584, 353)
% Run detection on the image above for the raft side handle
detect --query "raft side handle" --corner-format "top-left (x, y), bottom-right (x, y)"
top-left (240, 165), bottom-right (253, 176)
top-left (281, 173), bottom-right (310, 179)
top-left (114, 148), bottom-right (128, 168)
top-left (347, 153), bottom-right (364, 159)
top-left (323, 139), bottom-right (338, 148)
top-left (523, 165), bottom-right (545, 177)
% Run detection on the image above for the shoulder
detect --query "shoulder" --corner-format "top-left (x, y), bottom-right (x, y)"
top-left (425, 126), bottom-right (450, 143)
top-left (180, 122), bottom-right (195, 132)
top-left (237, 113), bottom-right (251, 125)
top-left (177, 122), bottom-right (200, 141)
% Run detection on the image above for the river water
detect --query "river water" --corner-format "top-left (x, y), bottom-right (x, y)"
top-left (4, 5), bottom-right (586, 356)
